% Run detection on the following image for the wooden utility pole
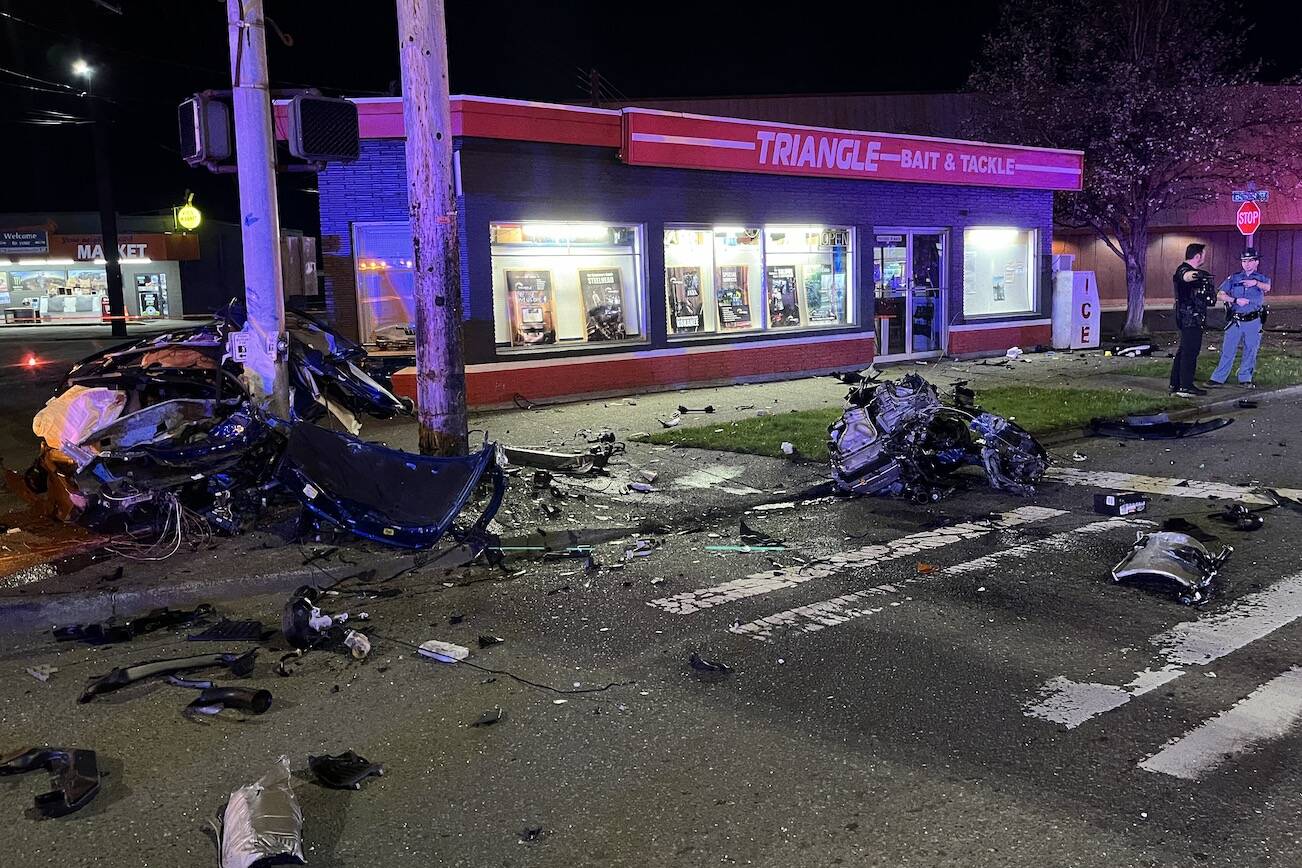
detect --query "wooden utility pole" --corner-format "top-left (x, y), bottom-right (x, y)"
top-left (226, 0), bottom-right (290, 419)
top-left (90, 101), bottom-right (127, 339)
top-left (395, 0), bottom-right (469, 456)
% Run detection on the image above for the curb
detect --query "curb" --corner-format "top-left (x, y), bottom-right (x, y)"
top-left (0, 561), bottom-right (374, 638)
top-left (1039, 382), bottom-right (1302, 447)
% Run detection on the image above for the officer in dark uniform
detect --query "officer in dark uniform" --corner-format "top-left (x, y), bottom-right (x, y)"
top-left (1169, 242), bottom-right (1216, 397)
top-left (1206, 247), bottom-right (1271, 388)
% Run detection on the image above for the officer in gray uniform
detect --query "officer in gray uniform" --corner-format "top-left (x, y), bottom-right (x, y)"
top-left (1207, 247), bottom-right (1271, 388)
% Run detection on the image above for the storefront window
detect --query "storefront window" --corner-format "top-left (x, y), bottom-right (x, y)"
top-left (664, 224), bottom-right (852, 337)
top-left (352, 223), bottom-right (416, 347)
top-left (490, 222), bottom-right (644, 349)
top-left (962, 227), bottom-right (1038, 316)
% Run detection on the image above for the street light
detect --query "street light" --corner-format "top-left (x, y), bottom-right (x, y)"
top-left (72, 59), bottom-right (93, 79)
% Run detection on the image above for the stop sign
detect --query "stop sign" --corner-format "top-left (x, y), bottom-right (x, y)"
top-left (1237, 200), bottom-right (1263, 236)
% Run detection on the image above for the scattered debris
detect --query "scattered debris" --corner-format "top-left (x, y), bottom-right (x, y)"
top-left (739, 520), bottom-right (785, 549)
top-left (780, 441), bottom-right (796, 456)
top-left (342, 630), bottom-right (372, 660)
top-left (1005, 346), bottom-right (1024, 360)
top-left (830, 366), bottom-right (882, 385)
top-left (677, 405), bottom-right (715, 414)
top-left (1237, 399), bottom-right (1260, 409)
top-left (1093, 492), bottom-right (1149, 516)
top-left (187, 687), bottom-right (273, 717)
top-left (79, 649), bottom-right (257, 703)
top-left (1089, 413), bottom-right (1233, 440)
top-left (418, 640), bottom-right (470, 663)
top-left (1111, 531), bottom-right (1231, 605)
top-left (628, 482), bottom-right (655, 494)
top-left (307, 751), bottom-right (384, 790)
top-left (478, 634), bottom-right (505, 649)
top-left (282, 586), bottom-right (349, 650)
top-left (637, 469), bottom-right (659, 484)
top-left (519, 826), bottom-right (545, 842)
top-left (1071, 451), bottom-right (1089, 462)
top-left (0, 747), bottom-right (101, 818)
top-left (215, 757), bottom-right (305, 867)
top-left (187, 619), bottom-right (265, 643)
top-left (1113, 344), bottom-right (1154, 358)
top-left (916, 562), bottom-right (938, 574)
top-left (470, 707), bottom-right (504, 727)
top-left (828, 374), bottom-right (1048, 500)
top-left (624, 538), bottom-right (658, 559)
top-left (1212, 504), bottom-right (1266, 532)
top-left (689, 652), bottom-right (732, 675)
top-left (53, 604), bottom-right (215, 645)
top-left (24, 665), bottom-right (58, 683)
top-left (503, 445), bottom-right (597, 474)
top-left (657, 416), bottom-right (681, 429)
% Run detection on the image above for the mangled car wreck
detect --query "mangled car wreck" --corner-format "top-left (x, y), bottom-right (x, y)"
top-left (828, 374), bottom-right (1049, 500)
top-left (13, 307), bottom-right (503, 553)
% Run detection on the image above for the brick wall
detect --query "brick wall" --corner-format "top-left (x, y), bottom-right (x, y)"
top-left (319, 137), bottom-right (1056, 358)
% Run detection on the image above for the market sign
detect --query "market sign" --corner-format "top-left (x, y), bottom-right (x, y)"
top-left (621, 109), bottom-right (1085, 191)
top-left (1236, 200), bottom-right (1263, 236)
top-left (0, 229), bottom-right (49, 255)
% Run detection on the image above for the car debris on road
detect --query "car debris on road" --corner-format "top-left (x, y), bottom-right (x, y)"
top-left (0, 746), bottom-right (101, 819)
top-left (828, 375), bottom-right (1049, 501)
top-left (1111, 530), bottom-right (1232, 605)
top-left (214, 756), bottom-right (305, 867)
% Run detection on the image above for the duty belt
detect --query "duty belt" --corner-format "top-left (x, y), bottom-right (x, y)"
top-left (1228, 309), bottom-right (1263, 323)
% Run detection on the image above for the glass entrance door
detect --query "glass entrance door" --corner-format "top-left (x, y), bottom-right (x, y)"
top-left (872, 230), bottom-right (947, 359)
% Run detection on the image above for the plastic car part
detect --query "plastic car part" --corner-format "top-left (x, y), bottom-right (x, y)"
top-left (1211, 503), bottom-right (1266, 532)
top-left (281, 423), bottom-right (506, 550)
top-left (78, 649), bottom-right (257, 702)
top-left (1111, 531), bottom-right (1232, 605)
top-left (1089, 414), bottom-right (1234, 440)
top-left (307, 750), bottom-right (384, 790)
top-left (187, 687), bottom-right (273, 716)
top-left (281, 585), bottom-right (345, 650)
top-left (0, 747), bottom-right (101, 818)
top-left (215, 756), bottom-right (305, 868)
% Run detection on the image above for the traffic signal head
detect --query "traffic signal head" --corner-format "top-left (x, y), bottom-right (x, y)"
top-left (178, 95), bottom-right (232, 167)
top-left (287, 95), bottom-right (359, 163)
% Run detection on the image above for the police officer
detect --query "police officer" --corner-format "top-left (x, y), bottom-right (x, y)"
top-left (1206, 247), bottom-right (1271, 389)
top-left (1169, 242), bottom-right (1215, 397)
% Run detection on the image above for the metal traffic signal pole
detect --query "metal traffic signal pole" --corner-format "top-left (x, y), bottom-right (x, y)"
top-left (226, 0), bottom-right (290, 419)
top-left (395, 0), bottom-right (470, 456)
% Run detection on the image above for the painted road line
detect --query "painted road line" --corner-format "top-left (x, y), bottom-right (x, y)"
top-left (1139, 668), bottom-right (1302, 780)
top-left (647, 505), bottom-right (1066, 616)
top-left (1025, 570), bottom-right (1302, 728)
top-left (1044, 467), bottom-right (1278, 505)
top-left (729, 515), bottom-right (1147, 642)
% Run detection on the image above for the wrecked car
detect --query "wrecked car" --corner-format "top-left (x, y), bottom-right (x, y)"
top-left (828, 374), bottom-right (1049, 500)
top-left (13, 305), bottom-right (502, 554)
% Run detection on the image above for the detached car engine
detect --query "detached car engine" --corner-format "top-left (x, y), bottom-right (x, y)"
top-left (827, 374), bottom-right (1049, 500)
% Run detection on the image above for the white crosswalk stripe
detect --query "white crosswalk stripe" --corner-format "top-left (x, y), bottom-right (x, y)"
top-left (1044, 467), bottom-right (1302, 505)
top-left (646, 506), bottom-right (1066, 616)
top-left (1139, 668), bottom-right (1302, 780)
top-left (729, 516), bottom-right (1149, 642)
top-left (1025, 570), bottom-right (1302, 728)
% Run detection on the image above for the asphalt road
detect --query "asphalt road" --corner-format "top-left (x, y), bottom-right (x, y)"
top-left (3, 396), bottom-right (1302, 867)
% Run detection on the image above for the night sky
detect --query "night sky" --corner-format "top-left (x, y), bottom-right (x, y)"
top-left (2, 0), bottom-right (1300, 233)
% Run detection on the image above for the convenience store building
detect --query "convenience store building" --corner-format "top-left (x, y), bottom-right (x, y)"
top-left (317, 96), bottom-right (1084, 406)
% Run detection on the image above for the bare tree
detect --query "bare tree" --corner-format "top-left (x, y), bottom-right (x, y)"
top-left (966, 0), bottom-right (1302, 337)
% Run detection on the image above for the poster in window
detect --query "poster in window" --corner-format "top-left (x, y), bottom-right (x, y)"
top-left (67, 269), bottom-right (107, 294)
top-left (0, 271), bottom-right (9, 305)
top-left (715, 265), bottom-right (752, 331)
top-left (766, 265), bottom-right (801, 327)
top-left (11, 270), bottom-right (66, 295)
top-left (504, 269), bottom-right (557, 347)
top-left (580, 267), bottom-right (627, 342)
top-left (803, 263), bottom-right (843, 325)
top-left (667, 266), bottom-right (704, 334)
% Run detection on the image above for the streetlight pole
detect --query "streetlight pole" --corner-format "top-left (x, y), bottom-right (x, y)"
top-left (77, 60), bottom-right (128, 339)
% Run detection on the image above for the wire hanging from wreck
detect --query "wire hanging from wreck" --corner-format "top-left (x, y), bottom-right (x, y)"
top-left (104, 493), bottom-right (213, 561)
